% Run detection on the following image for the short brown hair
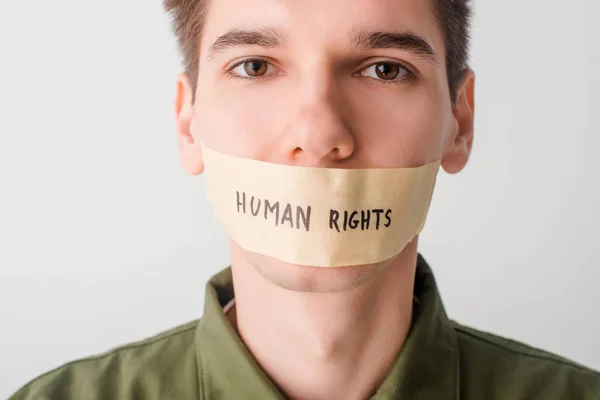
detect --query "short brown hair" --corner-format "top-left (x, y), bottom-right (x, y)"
top-left (163, 0), bottom-right (472, 101)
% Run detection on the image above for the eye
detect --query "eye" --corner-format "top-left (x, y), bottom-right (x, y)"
top-left (362, 62), bottom-right (410, 82)
top-left (230, 59), bottom-right (275, 78)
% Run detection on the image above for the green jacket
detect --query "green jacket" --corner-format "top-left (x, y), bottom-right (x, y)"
top-left (9, 255), bottom-right (600, 399)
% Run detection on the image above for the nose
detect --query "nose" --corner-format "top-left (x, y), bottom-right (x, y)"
top-left (280, 82), bottom-right (355, 166)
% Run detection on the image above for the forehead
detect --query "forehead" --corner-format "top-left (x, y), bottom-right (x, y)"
top-left (200, 0), bottom-right (444, 56)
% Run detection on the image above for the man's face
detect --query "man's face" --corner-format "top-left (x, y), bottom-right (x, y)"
top-left (176, 0), bottom-right (474, 292)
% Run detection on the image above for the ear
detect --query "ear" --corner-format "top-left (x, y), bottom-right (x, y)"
top-left (441, 69), bottom-right (475, 174)
top-left (175, 73), bottom-right (204, 175)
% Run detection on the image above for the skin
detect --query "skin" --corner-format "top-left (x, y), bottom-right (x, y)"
top-left (173, 0), bottom-right (475, 398)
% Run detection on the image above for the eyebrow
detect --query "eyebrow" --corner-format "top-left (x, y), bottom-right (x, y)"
top-left (206, 27), bottom-right (439, 66)
top-left (206, 27), bottom-right (285, 60)
top-left (350, 30), bottom-right (439, 65)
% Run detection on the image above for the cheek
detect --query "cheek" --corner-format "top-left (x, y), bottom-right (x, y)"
top-left (350, 81), bottom-right (451, 166)
top-left (195, 81), bottom-right (290, 157)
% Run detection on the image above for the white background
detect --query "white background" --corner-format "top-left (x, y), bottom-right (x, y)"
top-left (1, 0), bottom-right (599, 397)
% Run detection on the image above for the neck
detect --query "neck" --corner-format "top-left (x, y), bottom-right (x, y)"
top-left (230, 242), bottom-right (419, 400)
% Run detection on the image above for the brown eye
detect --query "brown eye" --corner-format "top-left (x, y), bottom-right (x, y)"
top-left (374, 63), bottom-right (400, 80)
top-left (243, 60), bottom-right (269, 77)
top-left (362, 62), bottom-right (410, 83)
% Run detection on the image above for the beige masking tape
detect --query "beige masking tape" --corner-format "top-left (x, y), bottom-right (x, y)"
top-left (202, 144), bottom-right (440, 267)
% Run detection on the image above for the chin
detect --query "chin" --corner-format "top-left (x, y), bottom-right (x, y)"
top-left (243, 251), bottom-right (394, 293)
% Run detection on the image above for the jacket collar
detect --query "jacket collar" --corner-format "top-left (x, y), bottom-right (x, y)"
top-left (195, 254), bottom-right (459, 399)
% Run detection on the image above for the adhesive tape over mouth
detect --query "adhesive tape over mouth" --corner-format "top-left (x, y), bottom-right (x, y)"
top-left (201, 143), bottom-right (440, 267)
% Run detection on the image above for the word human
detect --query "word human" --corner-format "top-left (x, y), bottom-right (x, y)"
top-left (237, 191), bottom-right (312, 231)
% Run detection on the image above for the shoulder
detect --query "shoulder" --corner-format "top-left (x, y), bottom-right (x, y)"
top-left (451, 321), bottom-right (600, 400)
top-left (9, 320), bottom-right (200, 400)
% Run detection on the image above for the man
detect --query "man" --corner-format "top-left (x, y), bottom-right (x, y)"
top-left (9, 0), bottom-right (600, 399)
